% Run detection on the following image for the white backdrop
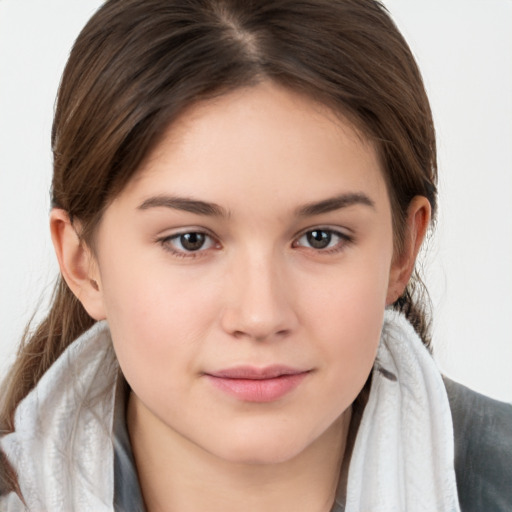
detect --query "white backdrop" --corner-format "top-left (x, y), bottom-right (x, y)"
top-left (1, 0), bottom-right (511, 402)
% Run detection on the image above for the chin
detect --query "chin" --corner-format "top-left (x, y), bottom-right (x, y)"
top-left (218, 445), bottom-right (304, 466)
top-left (205, 428), bottom-right (313, 466)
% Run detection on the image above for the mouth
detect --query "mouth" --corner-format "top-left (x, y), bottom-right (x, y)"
top-left (204, 365), bottom-right (311, 403)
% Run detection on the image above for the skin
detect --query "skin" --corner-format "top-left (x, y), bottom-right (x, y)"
top-left (51, 82), bottom-right (430, 512)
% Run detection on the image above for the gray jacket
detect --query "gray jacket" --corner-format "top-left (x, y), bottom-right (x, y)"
top-left (443, 378), bottom-right (512, 512)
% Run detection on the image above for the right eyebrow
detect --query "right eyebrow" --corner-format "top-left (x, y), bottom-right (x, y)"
top-left (137, 195), bottom-right (229, 217)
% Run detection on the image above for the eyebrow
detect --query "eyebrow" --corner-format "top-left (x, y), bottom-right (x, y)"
top-left (137, 191), bottom-right (375, 218)
top-left (137, 195), bottom-right (228, 217)
top-left (296, 192), bottom-right (375, 217)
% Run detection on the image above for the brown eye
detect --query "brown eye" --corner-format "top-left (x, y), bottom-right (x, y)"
top-left (294, 228), bottom-right (351, 253)
top-left (179, 232), bottom-right (206, 251)
top-left (306, 230), bottom-right (332, 249)
top-left (160, 231), bottom-right (217, 256)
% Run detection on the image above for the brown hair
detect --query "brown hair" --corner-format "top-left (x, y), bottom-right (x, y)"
top-left (1, 0), bottom-right (436, 493)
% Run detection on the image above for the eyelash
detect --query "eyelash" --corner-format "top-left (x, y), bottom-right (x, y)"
top-left (292, 228), bottom-right (353, 254)
top-left (157, 227), bottom-right (353, 258)
top-left (157, 231), bottom-right (219, 258)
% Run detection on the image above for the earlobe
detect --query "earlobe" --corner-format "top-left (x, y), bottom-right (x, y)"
top-left (386, 196), bottom-right (431, 305)
top-left (50, 209), bottom-right (106, 320)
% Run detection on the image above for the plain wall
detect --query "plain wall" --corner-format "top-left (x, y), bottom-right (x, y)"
top-left (1, 0), bottom-right (511, 401)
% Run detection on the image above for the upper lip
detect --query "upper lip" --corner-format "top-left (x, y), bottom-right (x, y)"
top-left (206, 365), bottom-right (309, 380)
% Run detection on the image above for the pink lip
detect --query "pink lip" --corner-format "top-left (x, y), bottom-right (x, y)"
top-left (204, 365), bottom-right (310, 403)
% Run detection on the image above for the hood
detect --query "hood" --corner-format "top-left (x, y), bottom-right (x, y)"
top-left (1, 321), bottom-right (118, 511)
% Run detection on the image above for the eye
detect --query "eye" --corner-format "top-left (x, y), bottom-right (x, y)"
top-left (159, 231), bottom-right (218, 256)
top-left (293, 228), bottom-right (351, 252)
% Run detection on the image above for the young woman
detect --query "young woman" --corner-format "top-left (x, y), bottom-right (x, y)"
top-left (1, 1), bottom-right (510, 511)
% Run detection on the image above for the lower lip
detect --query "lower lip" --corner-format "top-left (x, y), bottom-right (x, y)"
top-left (205, 372), bottom-right (309, 403)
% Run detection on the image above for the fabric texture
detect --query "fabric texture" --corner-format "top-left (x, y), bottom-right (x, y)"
top-left (341, 310), bottom-right (460, 512)
top-left (443, 378), bottom-right (512, 512)
top-left (1, 312), bottom-right (511, 511)
top-left (112, 379), bottom-right (146, 512)
top-left (0, 321), bottom-right (117, 512)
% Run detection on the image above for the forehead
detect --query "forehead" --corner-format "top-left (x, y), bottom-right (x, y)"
top-left (119, 81), bottom-right (388, 214)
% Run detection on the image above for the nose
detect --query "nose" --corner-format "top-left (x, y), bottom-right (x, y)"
top-left (220, 251), bottom-right (298, 342)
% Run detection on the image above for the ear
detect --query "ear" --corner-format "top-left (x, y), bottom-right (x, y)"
top-left (386, 196), bottom-right (431, 305)
top-left (50, 209), bottom-right (106, 320)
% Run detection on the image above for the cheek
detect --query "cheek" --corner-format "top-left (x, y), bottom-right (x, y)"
top-left (317, 279), bottom-right (384, 376)
top-left (305, 243), bottom-right (391, 331)
top-left (301, 245), bottom-right (392, 395)
top-left (97, 254), bottom-right (223, 390)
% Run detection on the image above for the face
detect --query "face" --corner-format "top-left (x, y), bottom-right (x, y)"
top-left (90, 82), bottom-right (396, 464)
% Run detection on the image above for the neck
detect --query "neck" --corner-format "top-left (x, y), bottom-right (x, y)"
top-left (127, 394), bottom-right (351, 512)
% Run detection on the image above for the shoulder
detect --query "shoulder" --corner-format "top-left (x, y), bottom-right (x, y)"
top-left (443, 377), bottom-right (512, 512)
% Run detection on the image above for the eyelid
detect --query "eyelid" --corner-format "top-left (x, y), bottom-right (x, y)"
top-left (156, 227), bottom-right (221, 257)
top-left (292, 226), bottom-right (353, 252)
top-left (292, 224), bottom-right (353, 240)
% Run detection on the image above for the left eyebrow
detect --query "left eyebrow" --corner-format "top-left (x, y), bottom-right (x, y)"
top-left (295, 192), bottom-right (375, 217)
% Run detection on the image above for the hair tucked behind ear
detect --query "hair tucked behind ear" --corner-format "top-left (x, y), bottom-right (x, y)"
top-left (1, 0), bottom-right (437, 495)
top-left (394, 268), bottom-right (433, 350)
